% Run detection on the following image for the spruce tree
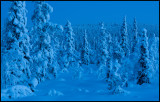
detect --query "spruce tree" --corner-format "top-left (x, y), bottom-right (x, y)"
top-left (120, 16), bottom-right (130, 87)
top-left (106, 32), bottom-right (113, 80)
top-left (120, 16), bottom-right (130, 57)
top-left (112, 37), bottom-right (124, 66)
top-left (1, 1), bottom-right (31, 88)
top-left (149, 33), bottom-right (159, 77)
top-left (81, 30), bottom-right (90, 65)
top-left (149, 33), bottom-right (157, 78)
top-left (97, 22), bottom-right (108, 80)
top-left (63, 21), bottom-right (77, 68)
top-left (31, 1), bottom-right (55, 82)
top-left (137, 28), bottom-right (150, 85)
top-left (131, 17), bottom-right (138, 53)
top-left (108, 59), bottom-right (126, 94)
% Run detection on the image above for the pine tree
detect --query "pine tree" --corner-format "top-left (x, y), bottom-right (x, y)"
top-left (97, 22), bottom-right (108, 80)
top-left (1, 1), bottom-right (31, 88)
top-left (137, 28), bottom-right (150, 85)
top-left (81, 29), bottom-right (90, 65)
top-left (31, 1), bottom-right (55, 82)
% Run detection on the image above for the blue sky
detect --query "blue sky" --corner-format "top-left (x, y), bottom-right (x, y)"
top-left (1, 1), bottom-right (159, 27)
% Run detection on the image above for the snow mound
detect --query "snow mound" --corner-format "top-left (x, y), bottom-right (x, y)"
top-left (110, 86), bottom-right (130, 95)
top-left (58, 78), bottom-right (66, 82)
top-left (96, 89), bottom-right (107, 95)
top-left (77, 88), bottom-right (90, 93)
top-left (78, 88), bottom-right (82, 92)
top-left (30, 77), bottom-right (38, 88)
top-left (48, 89), bottom-right (64, 96)
top-left (1, 85), bottom-right (33, 99)
top-left (85, 89), bottom-right (89, 93)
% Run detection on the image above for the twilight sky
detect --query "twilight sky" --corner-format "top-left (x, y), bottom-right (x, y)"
top-left (1, 1), bottom-right (159, 27)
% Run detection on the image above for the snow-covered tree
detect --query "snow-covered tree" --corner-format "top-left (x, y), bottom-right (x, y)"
top-left (119, 16), bottom-right (130, 87)
top-left (108, 59), bottom-right (126, 94)
top-left (1, 1), bottom-right (31, 88)
top-left (137, 28), bottom-right (150, 85)
top-left (97, 22), bottom-right (108, 80)
top-left (81, 30), bottom-right (90, 65)
top-left (90, 36), bottom-right (98, 64)
top-left (148, 33), bottom-right (159, 79)
top-left (131, 17), bottom-right (138, 53)
top-left (128, 18), bottom-right (140, 81)
top-left (120, 16), bottom-right (130, 57)
top-left (112, 37), bottom-right (129, 88)
top-left (63, 21), bottom-right (77, 68)
top-left (62, 21), bottom-right (82, 79)
top-left (44, 23), bottom-right (64, 76)
top-left (106, 32), bottom-right (113, 80)
top-left (58, 40), bottom-right (66, 70)
top-left (148, 33), bottom-right (157, 78)
top-left (112, 37), bottom-right (124, 65)
top-left (31, 1), bottom-right (56, 82)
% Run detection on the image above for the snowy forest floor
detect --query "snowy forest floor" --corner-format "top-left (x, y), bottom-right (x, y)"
top-left (1, 64), bottom-right (159, 101)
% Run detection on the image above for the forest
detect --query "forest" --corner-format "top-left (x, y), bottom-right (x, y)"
top-left (1, 1), bottom-right (159, 101)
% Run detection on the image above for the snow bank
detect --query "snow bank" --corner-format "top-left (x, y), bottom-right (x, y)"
top-left (1, 85), bottom-right (33, 99)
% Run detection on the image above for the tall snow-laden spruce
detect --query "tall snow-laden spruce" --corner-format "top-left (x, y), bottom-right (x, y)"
top-left (63, 21), bottom-right (76, 68)
top-left (49, 24), bottom-right (64, 75)
top-left (81, 30), bottom-right (90, 65)
top-left (1, 1), bottom-right (31, 88)
top-left (131, 17), bottom-right (138, 53)
top-left (106, 32), bottom-right (113, 80)
top-left (149, 33), bottom-right (159, 78)
top-left (108, 36), bottom-right (128, 94)
top-left (130, 18), bottom-right (140, 80)
top-left (120, 16), bottom-right (130, 57)
top-left (97, 22), bottom-right (108, 80)
top-left (112, 37), bottom-right (124, 64)
top-left (119, 16), bottom-right (130, 87)
top-left (31, 1), bottom-right (55, 82)
top-left (63, 21), bottom-right (82, 79)
top-left (137, 28), bottom-right (150, 85)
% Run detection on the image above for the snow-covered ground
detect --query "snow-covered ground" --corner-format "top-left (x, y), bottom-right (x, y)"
top-left (1, 64), bottom-right (159, 101)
